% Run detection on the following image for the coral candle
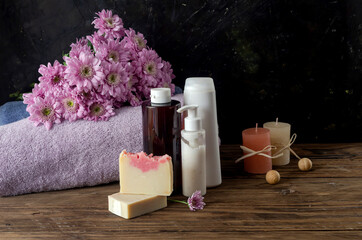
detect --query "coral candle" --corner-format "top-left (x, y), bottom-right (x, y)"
top-left (263, 118), bottom-right (291, 166)
top-left (242, 124), bottom-right (272, 174)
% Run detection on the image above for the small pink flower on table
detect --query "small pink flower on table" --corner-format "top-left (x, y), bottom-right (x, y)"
top-left (187, 190), bottom-right (206, 211)
top-left (169, 190), bottom-right (206, 211)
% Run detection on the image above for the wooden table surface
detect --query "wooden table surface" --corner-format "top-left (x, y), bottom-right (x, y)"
top-left (1, 143), bottom-right (362, 239)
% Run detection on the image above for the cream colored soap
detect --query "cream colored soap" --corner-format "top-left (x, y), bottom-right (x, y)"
top-left (108, 193), bottom-right (167, 219)
top-left (119, 150), bottom-right (173, 196)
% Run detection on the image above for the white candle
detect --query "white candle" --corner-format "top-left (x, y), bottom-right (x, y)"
top-left (263, 119), bottom-right (291, 166)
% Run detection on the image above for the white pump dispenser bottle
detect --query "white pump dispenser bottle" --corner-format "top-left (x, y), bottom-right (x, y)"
top-left (184, 77), bottom-right (222, 187)
top-left (177, 105), bottom-right (206, 197)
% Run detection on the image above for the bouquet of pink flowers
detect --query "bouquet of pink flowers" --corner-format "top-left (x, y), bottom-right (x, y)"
top-left (23, 9), bottom-right (175, 130)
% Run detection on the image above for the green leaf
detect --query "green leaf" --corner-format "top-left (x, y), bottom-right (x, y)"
top-left (87, 40), bottom-right (95, 52)
top-left (168, 199), bottom-right (188, 205)
top-left (9, 91), bottom-right (20, 98)
top-left (16, 94), bottom-right (23, 101)
top-left (62, 51), bottom-right (69, 58)
top-left (9, 91), bottom-right (23, 100)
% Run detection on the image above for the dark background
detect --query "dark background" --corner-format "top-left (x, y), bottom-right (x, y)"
top-left (1, 0), bottom-right (361, 144)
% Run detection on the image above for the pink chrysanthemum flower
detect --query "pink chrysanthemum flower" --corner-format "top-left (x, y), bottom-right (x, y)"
top-left (127, 92), bottom-right (142, 107)
top-left (123, 63), bottom-right (142, 102)
top-left (112, 100), bottom-right (124, 109)
top-left (92, 9), bottom-right (125, 39)
top-left (64, 52), bottom-right (104, 92)
top-left (23, 83), bottom-right (46, 105)
top-left (75, 90), bottom-right (96, 105)
top-left (161, 60), bottom-right (175, 82)
top-left (61, 97), bottom-right (86, 122)
top-left (86, 32), bottom-right (107, 52)
top-left (187, 190), bottom-right (206, 211)
top-left (57, 89), bottom-right (86, 122)
top-left (100, 62), bottom-right (128, 101)
top-left (135, 84), bottom-right (152, 100)
top-left (168, 190), bottom-right (206, 211)
top-left (27, 96), bottom-right (62, 130)
top-left (134, 48), bottom-right (164, 87)
top-left (95, 38), bottom-right (130, 64)
top-left (69, 37), bottom-right (93, 58)
top-left (122, 28), bottom-right (147, 52)
top-left (84, 99), bottom-right (115, 121)
top-left (23, 82), bottom-right (64, 113)
top-left (123, 62), bottom-right (137, 90)
top-left (38, 60), bottom-right (67, 89)
top-left (23, 93), bottom-right (35, 106)
top-left (156, 60), bottom-right (176, 95)
top-left (70, 37), bottom-right (88, 48)
top-left (156, 82), bottom-right (176, 95)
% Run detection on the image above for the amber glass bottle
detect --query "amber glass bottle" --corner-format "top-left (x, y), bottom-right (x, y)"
top-left (142, 88), bottom-right (182, 194)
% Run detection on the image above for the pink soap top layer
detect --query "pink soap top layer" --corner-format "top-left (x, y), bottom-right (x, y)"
top-left (124, 151), bottom-right (171, 173)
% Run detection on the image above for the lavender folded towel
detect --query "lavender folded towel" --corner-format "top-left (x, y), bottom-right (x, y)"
top-left (0, 94), bottom-right (183, 197)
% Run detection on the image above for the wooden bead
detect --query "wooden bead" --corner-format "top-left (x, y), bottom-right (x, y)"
top-left (298, 158), bottom-right (313, 171)
top-left (266, 170), bottom-right (280, 185)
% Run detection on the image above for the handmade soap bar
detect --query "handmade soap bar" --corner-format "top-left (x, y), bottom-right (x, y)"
top-left (119, 150), bottom-right (173, 196)
top-left (108, 193), bottom-right (167, 219)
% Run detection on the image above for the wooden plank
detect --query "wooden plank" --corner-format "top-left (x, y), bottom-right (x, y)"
top-left (0, 143), bottom-right (361, 238)
top-left (1, 231), bottom-right (362, 240)
top-left (224, 143), bottom-right (362, 178)
top-left (1, 177), bottom-right (361, 207)
top-left (1, 178), bottom-right (362, 232)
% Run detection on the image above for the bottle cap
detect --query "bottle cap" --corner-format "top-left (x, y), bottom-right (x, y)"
top-left (184, 77), bottom-right (215, 92)
top-left (150, 88), bottom-right (171, 104)
top-left (177, 105), bottom-right (202, 131)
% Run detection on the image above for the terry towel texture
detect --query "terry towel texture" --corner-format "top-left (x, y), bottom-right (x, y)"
top-left (0, 94), bottom-right (183, 197)
top-left (0, 101), bottom-right (30, 126)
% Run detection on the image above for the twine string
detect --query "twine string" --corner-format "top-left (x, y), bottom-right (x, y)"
top-left (235, 145), bottom-right (283, 164)
top-left (273, 133), bottom-right (301, 160)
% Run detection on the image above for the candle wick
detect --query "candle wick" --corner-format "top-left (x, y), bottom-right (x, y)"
top-left (276, 117), bottom-right (278, 125)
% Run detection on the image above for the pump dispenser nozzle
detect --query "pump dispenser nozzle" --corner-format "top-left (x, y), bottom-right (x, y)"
top-left (177, 105), bottom-right (202, 132)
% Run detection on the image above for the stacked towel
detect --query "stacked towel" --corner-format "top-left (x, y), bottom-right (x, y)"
top-left (0, 86), bottom-right (183, 126)
top-left (0, 101), bottom-right (30, 126)
top-left (0, 94), bottom-right (183, 197)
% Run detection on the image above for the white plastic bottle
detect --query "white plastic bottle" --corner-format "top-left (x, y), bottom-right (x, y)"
top-left (177, 105), bottom-right (206, 197)
top-left (184, 77), bottom-right (222, 187)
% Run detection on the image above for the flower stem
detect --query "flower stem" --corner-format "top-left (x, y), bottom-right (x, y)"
top-left (168, 199), bottom-right (188, 205)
